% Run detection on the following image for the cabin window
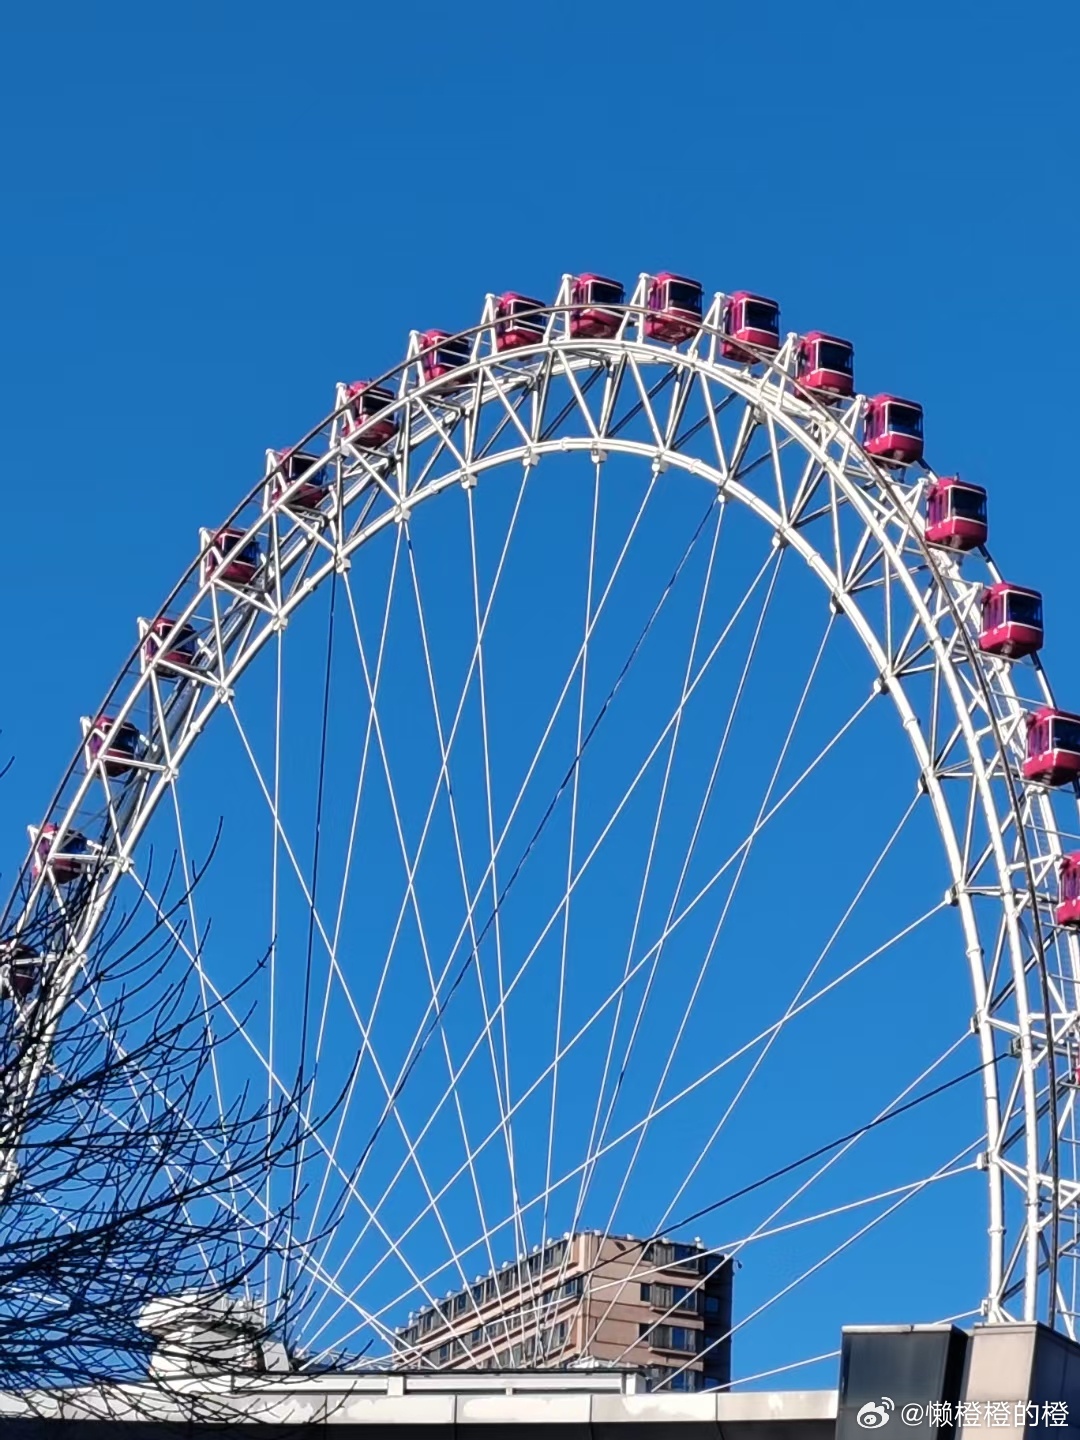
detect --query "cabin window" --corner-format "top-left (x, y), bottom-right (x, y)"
top-left (588, 279), bottom-right (624, 306)
top-left (888, 404), bottom-right (923, 437)
top-left (817, 341), bottom-right (852, 373)
top-left (743, 300), bottom-right (778, 333)
top-left (1052, 719), bottom-right (1080, 754)
top-left (950, 487), bottom-right (986, 522)
top-left (440, 337), bottom-right (470, 366)
top-left (666, 281), bottom-right (701, 314)
top-left (1009, 592), bottom-right (1042, 628)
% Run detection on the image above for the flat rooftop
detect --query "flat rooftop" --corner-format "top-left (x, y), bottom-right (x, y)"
top-left (0, 1370), bottom-right (838, 1435)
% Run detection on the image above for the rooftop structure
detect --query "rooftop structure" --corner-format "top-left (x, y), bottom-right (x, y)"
top-left (394, 1231), bottom-right (733, 1393)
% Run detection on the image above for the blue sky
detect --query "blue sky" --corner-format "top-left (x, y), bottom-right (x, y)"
top-left (1, 0), bottom-right (1078, 1386)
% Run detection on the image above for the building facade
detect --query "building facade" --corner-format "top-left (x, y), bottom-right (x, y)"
top-left (394, 1232), bottom-right (733, 1393)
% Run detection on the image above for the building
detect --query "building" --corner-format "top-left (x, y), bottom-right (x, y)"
top-left (393, 1232), bottom-right (733, 1393)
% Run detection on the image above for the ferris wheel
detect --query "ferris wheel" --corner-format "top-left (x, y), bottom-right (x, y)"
top-left (4, 270), bottom-right (1080, 1387)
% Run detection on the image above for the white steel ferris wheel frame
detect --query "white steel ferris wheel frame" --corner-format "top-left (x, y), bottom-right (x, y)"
top-left (4, 272), bottom-right (1080, 1344)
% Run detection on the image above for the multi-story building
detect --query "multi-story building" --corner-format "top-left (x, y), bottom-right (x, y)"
top-left (394, 1232), bottom-right (733, 1393)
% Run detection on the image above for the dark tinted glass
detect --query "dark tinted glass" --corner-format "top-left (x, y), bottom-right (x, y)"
top-left (1052, 720), bottom-right (1080, 754)
top-left (818, 341), bottom-right (853, 373)
top-left (1008, 592), bottom-right (1042, 628)
top-left (438, 337), bottom-right (470, 365)
top-left (744, 300), bottom-right (779, 333)
top-left (666, 282), bottom-right (702, 313)
top-left (949, 486), bottom-right (986, 522)
top-left (588, 279), bottom-right (624, 306)
top-left (362, 387), bottom-right (394, 412)
top-left (888, 404), bottom-right (923, 436)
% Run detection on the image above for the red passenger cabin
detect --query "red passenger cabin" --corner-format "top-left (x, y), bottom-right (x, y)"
top-left (83, 716), bottom-right (141, 778)
top-left (494, 294), bottom-right (546, 352)
top-left (0, 940), bottom-right (38, 1001)
top-left (863, 395), bottom-right (924, 465)
top-left (978, 583), bottom-right (1043, 658)
top-left (142, 617), bottom-right (198, 673)
top-left (925, 477), bottom-right (988, 552)
top-left (339, 382), bottom-right (398, 447)
top-left (1056, 853), bottom-right (1080, 928)
top-left (795, 332), bottom-right (854, 398)
top-left (644, 273), bottom-right (703, 344)
top-left (267, 448), bottom-right (331, 510)
top-left (200, 528), bottom-right (262, 588)
top-left (569, 274), bottom-right (625, 338)
top-left (31, 824), bottom-right (91, 883)
top-left (419, 331), bottom-right (472, 390)
top-left (721, 291), bottom-right (781, 361)
top-left (1024, 709), bottom-right (1080, 787)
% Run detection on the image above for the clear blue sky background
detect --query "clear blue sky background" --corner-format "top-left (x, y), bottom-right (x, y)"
top-left (2, 1), bottom-right (1075, 770)
top-left (1, 0), bottom-right (1077, 1384)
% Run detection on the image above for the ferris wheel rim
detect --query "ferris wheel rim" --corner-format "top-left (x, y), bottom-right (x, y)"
top-left (4, 284), bottom-right (1077, 1348)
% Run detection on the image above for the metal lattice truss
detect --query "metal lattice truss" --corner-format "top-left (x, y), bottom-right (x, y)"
top-left (4, 274), bottom-right (1080, 1351)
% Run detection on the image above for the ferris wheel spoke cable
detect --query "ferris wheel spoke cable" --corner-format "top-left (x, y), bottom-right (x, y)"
top-left (319, 1034), bottom-right (986, 1365)
top-left (292, 489), bottom-right (541, 1330)
top-left (30, 1069), bottom-right (402, 1351)
top-left (40, 541), bottom-right (846, 1336)
top-left (667, 1133), bottom-right (982, 1388)
top-left (278, 563), bottom-right (340, 1333)
top-left (298, 507), bottom-right (779, 1330)
top-left (389, 523), bottom-right (523, 1333)
top-left (601, 1020), bottom-right (972, 1359)
top-left (563, 497), bottom-right (730, 1286)
top-left (304, 668), bottom-right (875, 1332)
top-left (302, 855), bottom-right (946, 1353)
top-left (163, 772), bottom-right (252, 1284)
top-left (581, 591), bottom-right (833, 1338)
top-left (295, 530), bottom-right (485, 1295)
top-left (297, 461), bottom-right (562, 1321)
top-left (332, 460), bottom-right (666, 1143)
top-left (537, 455), bottom-right (604, 1332)
top-left (709, 1148), bottom-right (980, 1256)
top-left (459, 480), bottom-right (532, 1295)
top-left (595, 1028), bottom-right (980, 1365)
top-left (532, 455), bottom-right (610, 1342)
top-left (309, 476), bottom-right (717, 1234)
top-left (655, 788), bottom-right (925, 1238)
top-left (265, 615), bottom-right (284, 1310)
top-left (117, 857), bottom-right (469, 1344)
top-left (12, 297), bottom-right (1078, 1357)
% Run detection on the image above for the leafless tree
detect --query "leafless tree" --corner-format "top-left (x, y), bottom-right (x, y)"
top-left (0, 828), bottom-right (335, 1398)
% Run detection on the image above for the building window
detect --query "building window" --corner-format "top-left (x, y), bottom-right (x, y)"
top-left (436, 1343), bottom-right (450, 1364)
top-left (644, 1240), bottom-right (701, 1273)
top-left (645, 1364), bottom-right (700, 1393)
top-left (454, 1291), bottom-right (468, 1314)
top-left (642, 1282), bottom-right (698, 1314)
top-left (544, 1239), bottom-right (568, 1270)
top-left (642, 1322), bottom-right (698, 1353)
